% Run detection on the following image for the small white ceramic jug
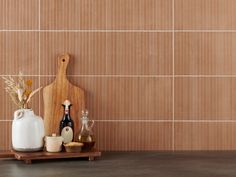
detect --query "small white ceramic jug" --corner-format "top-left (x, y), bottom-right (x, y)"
top-left (12, 109), bottom-right (45, 152)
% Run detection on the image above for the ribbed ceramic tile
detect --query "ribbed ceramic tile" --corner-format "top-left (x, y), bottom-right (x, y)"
top-left (40, 32), bottom-right (107, 75)
top-left (106, 0), bottom-right (172, 30)
top-left (71, 77), bottom-right (172, 120)
top-left (40, 32), bottom-right (172, 75)
top-left (40, 0), bottom-right (106, 30)
top-left (175, 122), bottom-right (236, 150)
top-left (40, 0), bottom-right (172, 30)
top-left (39, 76), bottom-right (55, 118)
top-left (175, 77), bottom-right (236, 120)
top-left (0, 0), bottom-right (38, 29)
top-left (175, 0), bottom-right (236, 30)
top-left (0, 76), bottom-right (40, 120)
top-left (175, 33), bottom-right (236, 75)
top-left (94, 122), bottom-right (172, 151)
top-left (2, 0), bottom-right (236, 152)
top-left (106, 32), bottom-right (172, 75)
top-left (0, 32), bottom-right (39, 75)
top-left (0, 122), bottom-right (11, 151)
top-left (40, 76), bottom-right (172, 120)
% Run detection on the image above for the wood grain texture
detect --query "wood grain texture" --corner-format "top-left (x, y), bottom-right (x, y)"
top-left (0, 32), bottom-right (39, 75)
top-left (175, 123), bottom-right (236, 150)
top-left (0, 77), bottom-right (40, 120)
top-left (43, 54), bottom-right (85, 139)
top-left (40, 32), bottom-right (172, 75)
top-left (175, 33), bottom-right (236, 75)
top-left (175, 0), bottom-right (236, 30)
top-left (94, 122), bottom-right (172, 151)
top-left (13, 150), bottom-right (101, 162)
top-left (40, 0), bottom-right (172, 30)
top-left (0, 0), bottom-right (38, 29)
top-left (175, 77), bottom-right (236, 120)
top-left (0, 122), bottom-right (11, 151)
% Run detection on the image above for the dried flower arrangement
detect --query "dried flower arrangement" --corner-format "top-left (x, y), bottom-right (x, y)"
top-left (1, 72), bottom-right (42, 109)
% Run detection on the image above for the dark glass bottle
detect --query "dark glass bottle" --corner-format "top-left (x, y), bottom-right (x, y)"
top-left (60, 100), bottom-right (74, 143)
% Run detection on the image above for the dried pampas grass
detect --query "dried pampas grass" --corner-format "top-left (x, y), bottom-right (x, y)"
top-left (1, 72), bottom-right (42, 109)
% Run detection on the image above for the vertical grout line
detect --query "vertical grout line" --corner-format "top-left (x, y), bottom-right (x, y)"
top-left (172, 0), bottom-right (175, 152)
top-left (38, 0), bottom-right (41, 116)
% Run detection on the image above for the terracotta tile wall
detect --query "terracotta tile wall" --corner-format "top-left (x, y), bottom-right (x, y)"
top-left (0, 0), bottom-right (236, 151)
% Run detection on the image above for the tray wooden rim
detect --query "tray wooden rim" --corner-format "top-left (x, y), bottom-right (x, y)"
top-left (0, 151), bottom-right (14, 158)
top-left (0, 149), bottom-right (101, 164)
top-left (13, 150), bottom-right (101, 160)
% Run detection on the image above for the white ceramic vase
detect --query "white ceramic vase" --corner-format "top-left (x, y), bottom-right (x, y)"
top-left (12, 109), bottom-right (45, 152)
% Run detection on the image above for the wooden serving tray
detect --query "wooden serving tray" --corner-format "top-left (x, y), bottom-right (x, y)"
top-left (0, 150), bottom-right (101, 164)
top-left (0, 151), bottom-right (14, 158)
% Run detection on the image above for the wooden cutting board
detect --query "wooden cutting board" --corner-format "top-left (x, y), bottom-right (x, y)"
top-left (43, 53), bottom-right (85, 139)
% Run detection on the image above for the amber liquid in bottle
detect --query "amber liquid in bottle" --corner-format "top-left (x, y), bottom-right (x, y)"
top-left (78, 135), bottom-right (95, 152)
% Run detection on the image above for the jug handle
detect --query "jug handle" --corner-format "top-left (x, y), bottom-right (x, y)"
top-left (88, 120), bottom-right (94, 130)
top-left (14, 110), bottom-right (24, 120)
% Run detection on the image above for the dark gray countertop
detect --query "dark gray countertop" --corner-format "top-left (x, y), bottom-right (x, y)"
top-left (0, 151), bottom-right (236, 177)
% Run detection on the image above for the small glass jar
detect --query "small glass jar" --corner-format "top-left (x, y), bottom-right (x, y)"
top-left (78, 110), bottom-right (95, 151)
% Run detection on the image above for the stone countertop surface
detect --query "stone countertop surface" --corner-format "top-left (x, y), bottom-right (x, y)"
top-left (1, 151), bottom-right (236, 177)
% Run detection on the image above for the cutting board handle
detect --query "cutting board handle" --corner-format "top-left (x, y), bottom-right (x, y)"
top-left (56, 53), bottom-right (70, 81)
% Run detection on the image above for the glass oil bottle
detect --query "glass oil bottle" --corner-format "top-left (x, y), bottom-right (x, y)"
top-left (78, 110), bottom-right (95, 151)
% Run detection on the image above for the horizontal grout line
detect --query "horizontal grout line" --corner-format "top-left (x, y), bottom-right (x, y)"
top-left (0, 74), bottom-right (172, 78)
top-left (0, 74), bottom-right (163, 77)
top-left (175, 30), bottom-right (236, 33)
top-left (0, 30), bottom-right (172, 32)
top-left (174, 120), bottom-right (236, 123)
top-left (1, 75), bottom-right (168, 78)
top-left (0, 30), bottom-right (38, 32)
top-left (174, 75), bottom-right (236, 78)
top-left (42, 30), bottom-right (173, 32)
top-left (3, 75), bottom-right (236, 78)
top-left (94, 120), bottom-right (236, 123)
top-left (1, 29), bottom-right (236, 33)
top-left (2, 119), bottom-right (236, 123)
top-left (94, 120), bottom-right (172, 122)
